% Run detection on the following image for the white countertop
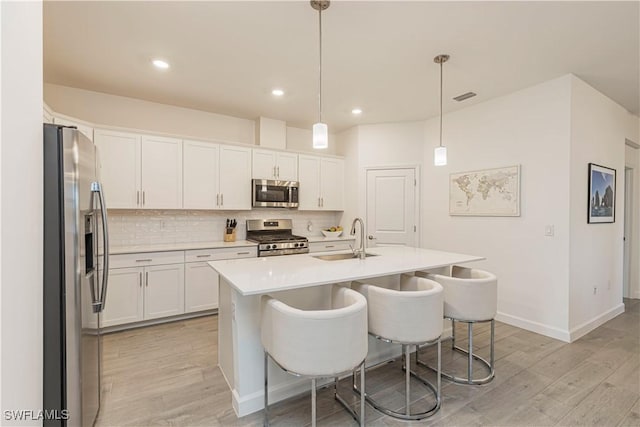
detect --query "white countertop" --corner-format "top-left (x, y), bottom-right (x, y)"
top-left (110, 240), bottom-right (257, 255)
top-left (208, 246), bottom-right (484, 296)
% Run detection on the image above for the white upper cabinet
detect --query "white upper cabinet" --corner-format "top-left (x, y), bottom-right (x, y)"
top-left (94, 130), bottom-right (141, 209)
top-left (183, 141), bottom-right (251, 210)
top-left (298, 154), bottom-right (344, 211)
top-left (95, 130), bottom-right (182, 209)
top-left (183, 140), bottom-right (220, 209)
top-left (298, 155), bottom-right (322, 209)
top-left (141, 135), bottom-right (183, 209)
top-left (277, 152), bottom-right (298, 181)
top-left (219, 145), bottom-right (252, 210)
top-left (319, 157), bottom-right (344, 210)
top-left (252, 149), bottom-right (298, 181)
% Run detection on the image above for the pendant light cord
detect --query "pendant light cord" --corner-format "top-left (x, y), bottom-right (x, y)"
top-left (439, 60), bottom-right (443, 148)
top-left (318, 8), bottom-right (323, 124)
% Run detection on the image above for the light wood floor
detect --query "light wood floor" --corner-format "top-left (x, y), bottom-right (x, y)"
top-left (96, 299), bottom-right (640, 426)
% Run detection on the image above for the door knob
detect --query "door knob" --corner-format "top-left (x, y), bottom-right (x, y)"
top-left (368, 235), bottom-right (376, 240)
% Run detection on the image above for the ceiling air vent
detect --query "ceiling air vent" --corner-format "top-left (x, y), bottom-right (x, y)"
top-left (453, 92), bottom-right (477, 102)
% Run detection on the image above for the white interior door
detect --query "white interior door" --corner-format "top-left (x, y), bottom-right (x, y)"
top-left (366, 168), bottom-right (417, 247)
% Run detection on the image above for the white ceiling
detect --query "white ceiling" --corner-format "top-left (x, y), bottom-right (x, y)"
top-left (44, 1), bottom-right (639, 132)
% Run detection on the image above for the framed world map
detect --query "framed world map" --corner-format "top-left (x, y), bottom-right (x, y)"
top-left (450, 165), bottom-right (521, 216)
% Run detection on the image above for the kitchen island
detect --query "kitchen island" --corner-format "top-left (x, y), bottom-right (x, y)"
top-left (208, 246), bottom-right (483, 416)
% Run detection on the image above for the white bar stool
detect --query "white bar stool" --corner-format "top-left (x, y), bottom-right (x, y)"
top-left (351, 274), bottom-right (443, 421)
top-left (417, 266), bottom-right (497, 385)
top-left (260, 285), bottom-right (368, 427)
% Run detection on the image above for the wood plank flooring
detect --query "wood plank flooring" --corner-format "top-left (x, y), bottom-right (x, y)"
top-left (96, 299), bottom-right (640, 426)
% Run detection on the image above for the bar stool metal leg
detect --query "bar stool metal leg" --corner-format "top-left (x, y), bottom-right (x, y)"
top-left (417, 318), bottom-right (495, 385)
top-left (468, 322), bottom-right (473, 384)
top-left (311, 378), bottom-right (317, 427)
top-left (263, 351), bottom-right (269, 427)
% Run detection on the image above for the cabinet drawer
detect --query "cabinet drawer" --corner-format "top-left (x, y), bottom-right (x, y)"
top-left (309, 241), bottom-right (354, 253)
top-left (108, 251), bottom-right (185, 269)
top-left (185, 246), bottom-right (257, 262)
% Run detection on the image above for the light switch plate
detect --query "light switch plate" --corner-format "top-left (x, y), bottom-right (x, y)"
top-left (545, 225), bottom-right (555, 237)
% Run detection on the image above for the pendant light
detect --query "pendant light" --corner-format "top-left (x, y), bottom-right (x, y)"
top-left (311, 1), bottom-right (330, 149)
top-left (434, 54), bottom-right (449, 166)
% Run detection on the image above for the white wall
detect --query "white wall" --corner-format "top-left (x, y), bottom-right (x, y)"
top-left (568, 76), bottom-right (639, 337)
top-left (1, 2), bottom-right (43, 424)
top-left (45, 83), bottom-right (336, 154)
top-left (336, 121), bottom-right (424, 246)
top-left (422, 76), bottom-right (573, 340)
top-left (44, 83), bottom-right (256, 144)
top-left (286, 126), bottom-right (337, 155)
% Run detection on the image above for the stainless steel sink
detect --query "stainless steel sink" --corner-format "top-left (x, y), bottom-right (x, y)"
top-left (312, 253), bottom-right (378, 261)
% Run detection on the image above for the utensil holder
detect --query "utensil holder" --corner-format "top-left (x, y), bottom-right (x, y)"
top-left (224, 229), bottom-right (237, 242)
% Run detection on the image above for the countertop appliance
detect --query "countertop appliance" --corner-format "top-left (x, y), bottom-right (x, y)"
top-left (252, 179), bottom-right (299, 208)
top-left (246, 219), bottom-right (309, 257)
top-left (43, 124), bottom-right (110, 427)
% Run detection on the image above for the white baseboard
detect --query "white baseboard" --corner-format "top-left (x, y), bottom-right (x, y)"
top-left (630, 291), bottom-right (640, 299)
top-left (495, 312), bottom-right (571, 342)
top-left (568, 303), bottom-right (625, 342)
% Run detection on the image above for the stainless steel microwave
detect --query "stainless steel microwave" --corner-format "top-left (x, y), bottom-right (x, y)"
top-left (252, 179), bottom-right (299, 208)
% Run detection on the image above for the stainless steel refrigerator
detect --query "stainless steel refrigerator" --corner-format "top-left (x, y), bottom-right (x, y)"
top-left (44, 124), bottom-right (110, 427)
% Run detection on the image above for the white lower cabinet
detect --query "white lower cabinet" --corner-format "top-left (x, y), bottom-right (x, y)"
top-left (101, 267), bottom-right (144, 327)
top-left (185, 262), bottom-right (219, 313)
top-left (144, 263), bottom-right (185, 320)
top-left (102, 247), bottom-right (256, 328)
top-left (102, 251), bottom-right (185, 327)
top-left (184, 246), bottom-right (257, 313)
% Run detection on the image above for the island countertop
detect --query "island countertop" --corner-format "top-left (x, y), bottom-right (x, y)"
top-left (208, 246), bottom-right (484, 296)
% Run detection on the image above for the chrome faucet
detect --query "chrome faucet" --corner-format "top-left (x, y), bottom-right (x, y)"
top-left (350, 217), bottom-right (366, 259)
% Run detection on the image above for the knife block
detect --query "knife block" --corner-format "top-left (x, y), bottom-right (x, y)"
top-left (224, 229), bottom-right (236, 242)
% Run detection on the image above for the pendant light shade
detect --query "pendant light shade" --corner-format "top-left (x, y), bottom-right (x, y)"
top-left (313, 122), bottom-right (328, 149)
top-left (311, 1), bottom-right (330, 149)
top-left (434, 146), bottom-right (447, 166)
top-left (434, 54), bottom-right (449, 166)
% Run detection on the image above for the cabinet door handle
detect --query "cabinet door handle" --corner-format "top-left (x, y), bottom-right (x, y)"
top-left (145, 271), bottom-right (148, 287)
top-left (142, 191), bottom-right (146, 206)
top-left (139, 272), bottom-right (142, 287)
top-left (216, 194), bottom-right (220, 206)
top-left (273, 166), bottom-right (276, 178)
top-left (196, 254), bottom-right (211, 258)
top-left (318, 197), bottom-right (321, 207)
top-left (326, 245), bottom-right (335, 248)
top-left (277, 166), bottom-right (280, 178)
top-left (137, 191), bottom-right (140, 206)
top-left (135, 259), bottom-right (152, 263)
top-left (221, 194), bottom-right (224, 206)
top-left (237, 251), bottom-right (250, 255)
top-left (321, 197), bottom-right (324, 207)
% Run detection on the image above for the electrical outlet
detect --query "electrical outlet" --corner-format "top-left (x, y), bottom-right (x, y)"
top-left (544, 225), bottom-right (555, 237)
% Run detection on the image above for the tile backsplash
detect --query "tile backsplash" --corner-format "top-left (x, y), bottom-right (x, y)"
top-left (108, 209), bottom-right (342, 248)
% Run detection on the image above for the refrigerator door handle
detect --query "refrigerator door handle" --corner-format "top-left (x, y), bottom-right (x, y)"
top-left (91, 181), bottom-right (110, 311)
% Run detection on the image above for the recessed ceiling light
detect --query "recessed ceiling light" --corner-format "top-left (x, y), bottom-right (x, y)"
top-left (152, 59), bottom-right (170, 69)
top-left (272, 89), bottom-right (285, 96)
top-left (351, 108), bottom-right (363, 115)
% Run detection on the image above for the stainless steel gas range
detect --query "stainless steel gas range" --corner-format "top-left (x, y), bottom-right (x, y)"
top-left (246, 219), bottom-right (309, 257)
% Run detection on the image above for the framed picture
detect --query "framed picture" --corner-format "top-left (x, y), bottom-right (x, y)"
top-left (449, 165), bottom-right (520, 216)
top-left (588, 163), bottom-right (616, 223)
